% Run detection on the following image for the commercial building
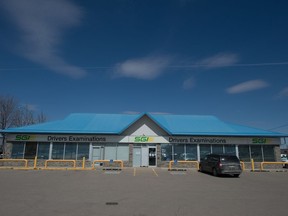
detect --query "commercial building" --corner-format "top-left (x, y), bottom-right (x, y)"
top-left (1, 113), bottom-right (285, 167)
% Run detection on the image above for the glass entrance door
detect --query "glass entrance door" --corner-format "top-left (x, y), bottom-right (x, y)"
top-left (148, 147), bottom-right (156, 166)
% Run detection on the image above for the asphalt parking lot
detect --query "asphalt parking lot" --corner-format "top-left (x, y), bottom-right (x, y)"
top-left (0, 168), bottom-right (287, 216)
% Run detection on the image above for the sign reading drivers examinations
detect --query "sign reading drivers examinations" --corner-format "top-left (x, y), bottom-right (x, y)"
top-left (8, 134), bottom-right (279, 145)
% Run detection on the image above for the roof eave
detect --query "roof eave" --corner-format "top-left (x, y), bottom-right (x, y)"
top-left (1, 130), bottom-right (119, 135)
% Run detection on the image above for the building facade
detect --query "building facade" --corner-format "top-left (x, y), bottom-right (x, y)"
top-left (2, 113), bottom-right (285, 167)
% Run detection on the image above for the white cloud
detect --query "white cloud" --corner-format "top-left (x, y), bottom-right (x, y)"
top-left (227, 80), bottom-right (269, 94)
top-left (199, 53), bottom-right (239, 68)
top-left (113, 52), bottom-right (239, 80)
top-left (278, 87), bottom-right (288, 97)
top-left (1, 0), bottom-right (86, 79)
top-left (114, 55), bottom-right (172, 80)
top-left (170, 53), bottom-right (239, 69)
top-left (183, 77), bottom-right (195, 90)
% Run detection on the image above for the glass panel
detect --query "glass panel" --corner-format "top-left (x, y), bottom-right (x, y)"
top-left (77, 143), bottom-right (90, 160)
top-left (174, 144), bottom-right (185, 160)
top-left (251, 145), bottom-right (263, 162)
top-left (37, 142), bottom-right (50, 159)
top-left (104, 144), bottom-right (116, 160)
top-left (200, 145), bottom-right (211, 159)
top-left (149, 147), bottom-right (156, 166)
top-left (212, 145), bottom-right (224, 154)
top-left (185, 144), bottom-right (197, 160)
top-left (263, 145), bottom-right (275, 161)
top-left (224, 145), bottom-right (236, 155)
top-left (238, 145), bottom-right (250, 162)
top-left (64, 143), bottom-right (77, 159)
top-left (24, 142), bottom-right (37, 159)
top-left (117, 144), bottom-right (129, 161)
top-left (11, 142), bottom-right (25, 159)
top-left (52, 143), bottom-right (64, 159)
top-left (161, 144), bottom-right (172, 161)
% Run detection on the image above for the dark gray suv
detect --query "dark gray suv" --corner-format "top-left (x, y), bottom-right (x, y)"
top-left (199, 154), bottom-right (242, 177)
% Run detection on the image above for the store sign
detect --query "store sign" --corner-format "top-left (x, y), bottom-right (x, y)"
top-left (134, 136), bottom-right (154, 143)
top-left (47, 135), bottom-right (106, 142)
top-left (15, 135), bottom-right (34, 141)
top-left (168, 136), bottom-right (279, 145)
top-left (169, 137), bottom-right (227, 144)
top-left (12, 134), bottom-right (108, 142)
top-left (7, 134), bottom-right (280, 145)
top-left (252, 138), bottom-right (267, 144)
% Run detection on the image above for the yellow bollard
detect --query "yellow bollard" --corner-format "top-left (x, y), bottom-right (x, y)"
top-left (260, 162), bottom-right (264, 171)
top-left (82, 157), bottom-right (85, 169)
top-left (240, 161), bottom-right (245, 171)
top-left (34, 156), bottom-right (37, 169)
top-left (251, 159), bottom-right (255, 171)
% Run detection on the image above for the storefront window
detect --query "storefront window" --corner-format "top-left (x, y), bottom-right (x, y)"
top-left (64, 143), bottom-right (77, 159)
top-left (224, 145), bottom-right (236, 155)
top-left (117, 144), bottom-right (129, 161)
top-left (24, 142), bottom-right (37, 159)
top-left (251, 145), bottom-right (263, 162)
top-left (186, 144), bottom-right (197, 160)
top-left (37, 142), bottom-right (50, 159)
top-left (77, 143), bottom-right (90, 160)
top-left (161, 144), bottom-right (172, 161)
top-left (174, 144), bottom-right (185, 160)
top-left (212, 145), bottom-right (224, 154)
top-left (200, 145), bottom-right (211, 159)
top-left (11, 142), bottom-right (25, 159)
top-left (52, 143), bottom-right (64, 159)
top-left (238, 145), bottom-right (250, 162)
top-left (263, 145), bottom-right (275, 161)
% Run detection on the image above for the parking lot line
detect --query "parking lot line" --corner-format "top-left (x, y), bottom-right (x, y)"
top-left (152, 168), bottom-right (158, 177)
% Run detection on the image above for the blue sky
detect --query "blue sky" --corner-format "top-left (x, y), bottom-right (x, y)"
top-left (1, 0), bottom-right (288, 134)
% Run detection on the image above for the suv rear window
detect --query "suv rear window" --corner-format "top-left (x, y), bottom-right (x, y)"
top-left (220, 156), bottom-right (239, 162)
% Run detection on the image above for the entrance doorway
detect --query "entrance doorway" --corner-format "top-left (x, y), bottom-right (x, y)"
top-left (133, 145), bottom-right (157, 167)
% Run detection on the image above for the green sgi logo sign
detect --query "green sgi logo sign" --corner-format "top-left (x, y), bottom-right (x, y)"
top-left (134, 136), bottom-right (153, 142)
top-left (15, 135), bottom-right (31, 141)
top-left (252, 138), bottom-right (267, 144)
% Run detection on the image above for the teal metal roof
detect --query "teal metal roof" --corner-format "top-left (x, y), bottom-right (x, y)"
top-left (148, 114), bottom-right (283, 136)
top-left (2, 113), bottom-right (141, 134)
top-left (2, 113), bottom-right (285, 137)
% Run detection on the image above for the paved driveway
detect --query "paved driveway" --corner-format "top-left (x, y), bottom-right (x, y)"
top-left (0, 168), bottom-right (287, 216)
